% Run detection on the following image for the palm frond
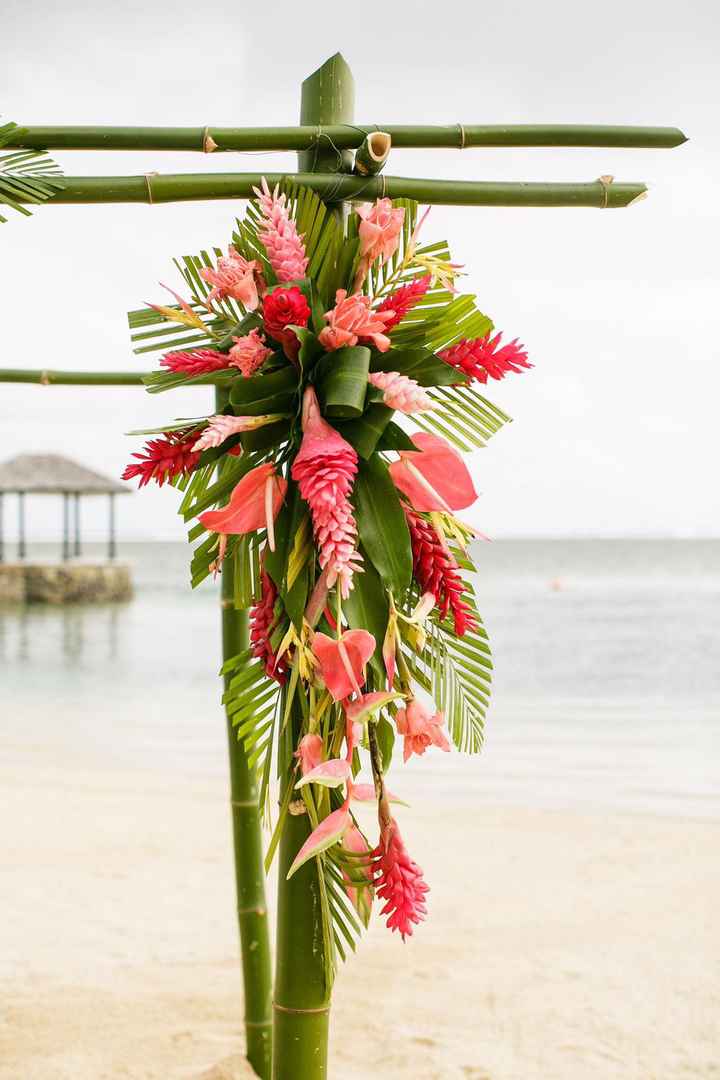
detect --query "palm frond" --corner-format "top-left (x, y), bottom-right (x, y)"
top-left (0, 122), bottom-right (65, 224)
top-left (413, 385), bottom-right (512, 451)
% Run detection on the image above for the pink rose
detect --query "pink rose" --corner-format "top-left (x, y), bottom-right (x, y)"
top-left (356, 198), bottom-right (405, 266)
top-left (318, 289), bottom-right (393, 353)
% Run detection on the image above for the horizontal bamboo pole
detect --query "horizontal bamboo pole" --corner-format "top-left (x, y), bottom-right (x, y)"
top-left (14, 173), bottom-right (648, 207)
top-left (7, 124), bottom-right (687, 152)
top-left (0, 369), bottom-right (148, 385)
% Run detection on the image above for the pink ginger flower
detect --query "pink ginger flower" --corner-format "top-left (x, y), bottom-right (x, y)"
top-left (374, 274), bottom-right (432, 331)
top-left (395, 698), bottom-right (451, 763)
top-left (200, 247), bottom-right (263, 310)
top-left (193, 413), bottom-right (279, 453)
top-left (295, 733), bottom-right (324, 775)
top-left (354, 198), bottom-right (405, 289)
top-left (318, 289), bottom-right (394, 353)
top-left (439, 332), bottom-right (531, 384)
top-left (122, 433), bottom-right (200, 488)
top-left (368, 371), bottom-right (432, 414)
top-left (253, 178), bottom-right (309, 283)
top-left (250, 569), bottom-right (287, 684)
top-left (291, 387), bottom-right (363, 597)
top-left (228, 328), bottom-right (274, 377)
top-left (372, 818), bottom-right (429, 940)
top-left (160, 348), bottom-right (231, 377)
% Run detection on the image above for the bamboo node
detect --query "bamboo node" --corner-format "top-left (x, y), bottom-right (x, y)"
top-left (144, 172), bottom-right (159, 204)
top-left (202, 127), bottom-right (218, 153)
top-left (40, 370), bottom-right (50, 385)
top-left (273, 1001), bottom-right (331, 1015)
top-left (457, 123), bottom-right (466, 150)
top-left (231, 798), bottom-right (259, 808)
top-left (597, 174), bottom-right (614, 208)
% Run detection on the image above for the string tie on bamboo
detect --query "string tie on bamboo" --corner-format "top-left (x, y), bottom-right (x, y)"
top-left (144, 172), bottom-right (159, 204)
top-left (457, 123), bottom-right (467, 150)
top-left (597, 174), bottom-right (614, 208)
top-left (202, 127), bottom-right (218, 153)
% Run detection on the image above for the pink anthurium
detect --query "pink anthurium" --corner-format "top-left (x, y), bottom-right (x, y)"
top-left (312, 629), bottom-right (376, 701)
top-left (344, 691), bottom-right (402, 724)
top-left (388, 432), bottom-right (477, 512)
top-left (295, 757), bottom-right (353, 790)
top-left (198, 462), bottom-right (287, 552)
top-left (286, 806), bottom-right (351, 879)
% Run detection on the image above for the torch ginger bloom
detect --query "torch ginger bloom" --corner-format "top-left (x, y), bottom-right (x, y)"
top-left (373, 818), bottom-right (429, 940)
top-left (253, 178), bottom-right (309, 283)
top-left (318, 289), bottom-right (394, 354)
top-left (389, 432), bottom-right (477, 513)
top-left (368, 371), bottom-right (432, 414)
top-left (395, 698), bottom-right (450, 762)
top-left (199, 462), bottom-right (287, 564)
top-left (312, 629), bottom-right (376, 701)
top-left (228, 329), bottom-right (274, 377)
top-left (439, 332), bottom-right (531, 384)
top-left (122, 434), bottom-right (200, 488)
top-left (291, 387), bottom-right (363, 597)
top-left (200, 247), bottom-right (263, 310)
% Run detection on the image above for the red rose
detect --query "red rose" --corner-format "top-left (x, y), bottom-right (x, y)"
top-left (262, 286), bottom-right (311, 338)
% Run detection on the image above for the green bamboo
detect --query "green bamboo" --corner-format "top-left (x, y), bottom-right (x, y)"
top-left (0, 368), bottom-right (148, 384)
top-left (354, 132), bottom-right (391, 177)
top-left (217, 386), bottom-right (273, 1079)
top-left (10, 172), bottom-right (648, 207)
top-left (271, 53), bottom-right (356, 1080)
top-left (7, 123), bottom-right (687, 152)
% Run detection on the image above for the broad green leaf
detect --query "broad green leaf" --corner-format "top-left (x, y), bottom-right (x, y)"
top-left (315, 346), bottom-right (371, 418)
top-left (335, 403), bottom-right (393, 459)
top-left (343, 555), bottom-right (389, 685)
top-left (353, 456), bottom-right (412, 594)
top-left (370, 346), bottom-right (467, 387)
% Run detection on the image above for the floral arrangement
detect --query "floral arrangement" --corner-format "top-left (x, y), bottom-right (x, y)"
top-left (124, 179), bottom-right (530, 951)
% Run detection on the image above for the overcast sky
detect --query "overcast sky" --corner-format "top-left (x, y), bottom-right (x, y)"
top-left (1, 0), bottom-right (718, 542)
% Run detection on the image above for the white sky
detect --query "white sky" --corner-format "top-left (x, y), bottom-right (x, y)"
top-left (1, 0), bottom-right (718, 542)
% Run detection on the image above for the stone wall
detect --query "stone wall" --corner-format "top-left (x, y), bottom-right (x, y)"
top-left (0, 563), bottom-right (133, 604)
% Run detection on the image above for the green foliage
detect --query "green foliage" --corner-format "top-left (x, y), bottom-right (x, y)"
top-left (315, 345), bottom-right (371, 418)
top-left (353, 456), bottom-right (412, 594)
top-left (0, 121), bottom-right (64, 224)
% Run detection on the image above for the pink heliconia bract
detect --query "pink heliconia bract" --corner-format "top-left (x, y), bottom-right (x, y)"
top-left (372, 818), bottom-right (429, 941)
top-left (368, 371), bottom-right (433, 414)
top-left (199, 247), bottom-right (263, 310)
top-left (395, 697), bottom-right (451, 762)
top-left (228, 328), bottom-right (274, 377)
top-left (291, 387), bottom-right (363, 597)
top-left (374, 274), bottom-right (432, 331)
top-left (253, 178), bottom-right (309, 283)
top-left (295, 732), bottom-right (323, 775)
top-left (318, 289), bottom-right (394, 354)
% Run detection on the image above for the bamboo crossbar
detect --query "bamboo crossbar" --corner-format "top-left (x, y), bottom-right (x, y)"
top-left (7, 124), bottom-right (687, 152)
top-left (0, 369), bottom-right (148, 385)
top-left (18, 173), bottom-right (648, 208)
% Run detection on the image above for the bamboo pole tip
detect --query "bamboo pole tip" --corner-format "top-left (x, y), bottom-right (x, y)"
top-left (367, 131), bottom-right (392, 161)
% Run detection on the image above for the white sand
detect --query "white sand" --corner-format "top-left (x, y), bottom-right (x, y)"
top-left (1, 760), bottom-right (717, 1079)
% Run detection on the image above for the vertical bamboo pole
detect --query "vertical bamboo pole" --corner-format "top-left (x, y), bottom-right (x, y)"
top-left (271, 53), bottom-right (355, 1080)
top-left (216, 386), bottom-right (273, 1078)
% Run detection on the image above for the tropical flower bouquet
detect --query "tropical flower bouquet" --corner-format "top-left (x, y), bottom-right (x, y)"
top-left (124, 180), bottom-right (530, 957)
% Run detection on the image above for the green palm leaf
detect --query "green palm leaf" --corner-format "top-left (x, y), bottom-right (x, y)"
top-left (0, 121), bottom-right (65, 224)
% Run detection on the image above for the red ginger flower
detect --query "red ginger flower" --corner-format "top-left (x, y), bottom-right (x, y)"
top-left (405, 508), bottom-right (478, 636)
top-left (372, 818), bottom-right (429, 941)
top-left (250, 570), bottom-right (287, 684)
top-left (374, 274), bottom-right (431, 332)
top-left (439, 331), bottom-right (531, 384)
top-left (262, 286), bottom-right (311, 361)
top-left (291, 387), bottom-right (363, 599)
top-left (160, 348), bottom-right (231, 377)
top-left (122, 434), bottom-right (200, 488)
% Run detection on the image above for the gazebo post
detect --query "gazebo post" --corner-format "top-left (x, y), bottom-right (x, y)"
top-left (73, 492), bottom-right (81, 557)
top-left (62, 493), bottom-right (70, 561)
top-left (108, 492), bottom-right (116, 560)
top-left (18, 492), bottom-right (26, 560)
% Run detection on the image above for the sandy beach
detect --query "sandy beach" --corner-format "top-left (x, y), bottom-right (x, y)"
top-left (1, 757), bottom-right (717, 1080)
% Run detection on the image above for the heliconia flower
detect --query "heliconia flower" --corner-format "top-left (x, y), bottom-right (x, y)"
top-left (192, 413), bottom-right (280, 453)
top-left (405, 508), bottom-right (478, 636)
top-left (253, 177), bottom-right (309, 283)
top-left (372, 818), bottom-right (429, 940)
top-left (368, 371), bottom-right (433, 414)
top-left (228, 328), bottom-right (274, 377)
top-left (439, 332), bottom-right (531, 385)
top-left (344, 691), bottom-right (400, 724)
top-left (159, 348), bottom-right (231, 377)
top-left (374, 274), bottom-right (432, 331)
top-left (122, 433), bottom-right (201, 488)
top-left (146, 283), bottom-right (207, 331)
top-left (199, 462), bottom-right (287, 552)
top-left (295, 757), bottom-right (352, 790)
top-left (291, 387), bottom-right (362, 597)
top-left (250, 569), bottom-right (287, 684)
top-left (354, 199), bottom-right (405, 288)
top-left (287, 806), bottom-right (351, 879)
top-left (395, 697), bottom-right (451, 763)
top-left (262, 285), bottom-right (311, 361)
top-left (351, 784), bottom-right (407, 806)
top-left (200, 247), bottom-right (263, 310)
top-left (389, 432), bottom-right (478, 513)
top-left (312, 629), bottom-right (376, 701)
top-left (341, 825), bottom-right (374, 925)
top-left (318, 289), bottom-right (394, 354)
top-left (295, 733), bottom-right (323, 775)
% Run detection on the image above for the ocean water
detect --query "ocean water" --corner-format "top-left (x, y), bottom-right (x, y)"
top-left (2, 540), bottom-right (718, 819)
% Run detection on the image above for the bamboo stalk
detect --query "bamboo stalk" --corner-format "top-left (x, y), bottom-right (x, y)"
top-left (15, 172), bottom-right (648, 207)
top-left (0, 368), bottom-right (148, 385)
top-left (7, 123), bottom-right (688, 152)
top-left (271, 52), bottom-right (355, 1080)
top-left (354, 132), bottom-right (392, 177)
top-left (217, 386), bottom-right (273, 1079)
